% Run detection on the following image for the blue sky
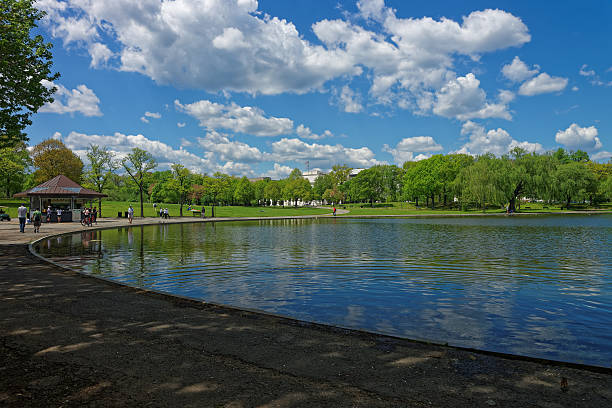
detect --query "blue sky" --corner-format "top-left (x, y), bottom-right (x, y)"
top-left (29, 0), bottom-right (611, 178)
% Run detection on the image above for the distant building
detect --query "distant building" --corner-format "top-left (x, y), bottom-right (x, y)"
top-left (349, 168), bottom-right (365, 178)
top-left (248, 177), bottom-right (271, 183)
top-left (302, 170), bottom-right (325, 185)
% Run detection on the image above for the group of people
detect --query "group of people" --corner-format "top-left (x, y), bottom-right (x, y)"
top-left (81, 207), bottom-right (98, 226)
top-left (159, 207), bottom-right (170, 219)
top-left (17, 204), bottom-right (74, 233)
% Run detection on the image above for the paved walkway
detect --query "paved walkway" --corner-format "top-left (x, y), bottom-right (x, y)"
top-left (1, 214), bottom-right (611, 406)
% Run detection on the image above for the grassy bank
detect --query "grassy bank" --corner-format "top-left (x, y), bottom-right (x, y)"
top-left (1, 198), bottom-right (610, 219)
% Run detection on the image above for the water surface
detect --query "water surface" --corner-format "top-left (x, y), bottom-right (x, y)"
top-left (33, 215), bottom-right (612, 367)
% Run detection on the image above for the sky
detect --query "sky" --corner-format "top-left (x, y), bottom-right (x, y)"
top-left (28, 0), bottom-right (612, 178)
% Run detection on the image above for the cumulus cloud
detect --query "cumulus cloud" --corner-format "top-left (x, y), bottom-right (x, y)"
top-left (197, 131), bottom-right (267, 163)
top-left (40, 0), bottom-right (530, 117)
top-left (433, 73), bottom-right (511, 120)
top-left (456, 121), bottom-right (543, 156)
top-left (555, 123), bottom-right (602, 151)
top-left (270, 138), bottom-right (382, 169)
top-left (295, 124), bottom-right (333, 140)
top-left (518, 73), bottom-right (568, 96)
top-left (266, 163), bottom-right (293, 179)
top-left (177, 122), bottom-right (186, 128)
top-left (591, 151), bottom-right (611, 162)
top-left (176, 99), bottom-right (293, 137)
top-left (579, 64), bottom-right (596, 77)
top-left (383, 136), bottom-right (443, 164)
top-left (39, 81), bottom-right (102, 117)
top-left (335, 85), bottom-right (363, 113)
top-left (502, 56), bottom-right (539, 82)
top-left (62, 131), bottom-right (216, 173)
top-left (140, 111), bottom-right (161, 123)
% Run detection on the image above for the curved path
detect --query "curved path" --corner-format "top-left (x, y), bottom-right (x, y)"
top-left (1, 217), bottom-right (611, 407)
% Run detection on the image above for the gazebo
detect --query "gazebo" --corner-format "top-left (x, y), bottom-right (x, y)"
top-left (14, 175), bottom-right (107, 222)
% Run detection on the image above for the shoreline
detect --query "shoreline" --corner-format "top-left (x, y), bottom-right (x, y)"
top-left (1, 214), bottom-right (611, 406)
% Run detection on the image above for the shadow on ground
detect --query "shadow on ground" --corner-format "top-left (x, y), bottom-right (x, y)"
top-left (1, 244), bottom-right (610, 407)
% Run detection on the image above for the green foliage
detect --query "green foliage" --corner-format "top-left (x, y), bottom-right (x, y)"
top-left (122, 148), bottom-right (157, 217)
top-left (84, 144), bottom-right (117, 217)
top-left (0, 142), bottom-right (30, 197)
top-left (0, 0), bottom-right (60, 147)
top-left (282, 168), bottom-right (312, 203)
top-left (31, 139), bottom-right (83, 183)
top-left (168, 164), bottom-right (192, 215)
top-left (233, 176), bottom-right (255, 206)
top-left (552, 161), bottom-right (596, 208)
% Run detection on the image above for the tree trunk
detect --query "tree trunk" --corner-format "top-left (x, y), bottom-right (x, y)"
top-left (139, 187), bottom-right (144, 217)
top-left (179, 195), bottom-right (183, 217)
top-left (566, 196), bottom-right (571, 209)
top-left (431, 194), bottom-right (435, 209)
top-left (415, 197), bottom-right (418, 207)
top-left (508, 180), bottom-right (523, 213)
top-left (98, 197), bottom-right (102, 218)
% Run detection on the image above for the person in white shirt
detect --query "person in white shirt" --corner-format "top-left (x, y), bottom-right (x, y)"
top-left (17, 204), bottom-right (27, 233)
top-left (128, 205), bottom-right (134, 224)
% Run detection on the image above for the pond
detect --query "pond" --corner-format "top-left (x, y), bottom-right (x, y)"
top-left (33, 214), bottom-right (612, 367)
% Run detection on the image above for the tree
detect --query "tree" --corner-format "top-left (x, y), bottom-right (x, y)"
top-left (263, 180), bottom-right (282, 205)
top-left (84, 144), bottom-right (116, 217)
top-left (1, 0), bottom-right (60, 148)
top-left (312, 173), bottom-right (333, 200)
top-left (233, 176), bottom-right (255, 205)
top-left (282, 169), bottom-right (312, 205)
top-left (553, 162), bottom-right (596, 209)
top-left (122, 148), bottom-right (156, 217)
top-left (31, 139), bottom-right (83, 184)
top-left (0, 142), bottom-right (30, 197)
top-left (169, 164), bottom-right (192, 216)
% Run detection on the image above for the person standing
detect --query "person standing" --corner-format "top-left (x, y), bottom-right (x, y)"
top-left (32, 208), bottom-right (42, 233)
top-left (93, 207), bottom-right (97, 224)
top-left (128, 205), bottom-right (134, 224)
top-left (46, 205), bottom-right (52, 223)
top-left (18, 203), bottom-right (27, 233)
top-left (333, 207), bottom-right (337, 216)
top-left (57, 208), bottom-right (62, 223)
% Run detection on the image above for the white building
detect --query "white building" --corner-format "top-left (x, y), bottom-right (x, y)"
top-left (302, 170), bottom-right (325, 185)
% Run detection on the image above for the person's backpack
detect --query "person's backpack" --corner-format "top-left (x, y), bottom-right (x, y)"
top-left (34, 213), bottom-right (41, 222)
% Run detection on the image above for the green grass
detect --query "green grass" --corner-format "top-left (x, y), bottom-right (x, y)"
top-left (98, 201), bottom-right (331, 218)
top-left (2, 198), bottom-right (610, 219)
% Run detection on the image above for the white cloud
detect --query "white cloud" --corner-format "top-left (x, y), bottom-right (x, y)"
top-left (518, 73), bottom-right (568, 96)
top-left (141, 111), bottom-right (161, 123)
top-left (62, 131), bottom-right (216, 173)
top-left (197, 131), bottom-right (266, 163)
top-left (42, 0), bottom-right (530, 117)
top-left (457, 121), bottom-right (543, 156)
top-left (591, 151), bottom-right (611, 162)
top-left (433, 73), bottom-right (511, 120)
top-left (572, 86), bottom-right (579, 91)
top-left (270, 138), bottom-right (382, 169)
top-left (180, 138), bottom-right (192, 147)
top-left (501, 56), bottom-right (539, 82)
top-left (177, 122), bottom-right (186, 128)
top-left (176, 99), bottom-right (293, 137)
top-left (555, 123), bottom-right (602, 151)
top-left (383, 136), bottom-right (442, 164)
top-left (39, 81), bottom-right (102, 117)
top-left (88, 42), bottom-right (113, 68)
top-left (579, 64), bottom-right (596, 77)
top-left (337, 85), bottom-right (363, 113)
top-left (266, 163), bottom-right (293, 179)
top-left (295, 124), bottom-right (333, 140)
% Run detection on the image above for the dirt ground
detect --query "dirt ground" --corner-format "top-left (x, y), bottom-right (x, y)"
top-left (1, 242), bottom-right (611, 408)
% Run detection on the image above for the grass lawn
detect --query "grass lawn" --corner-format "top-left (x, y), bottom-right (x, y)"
top-left (1, 198), bottom-right (610, 219)
top-left (98, 201), bottom-right (331, 218)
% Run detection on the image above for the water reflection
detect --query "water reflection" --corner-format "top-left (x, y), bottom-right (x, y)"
top-left (33, 215), bottom-right (612, 367)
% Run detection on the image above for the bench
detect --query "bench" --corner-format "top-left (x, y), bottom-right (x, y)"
top-left (191, 210), bottom-right (202, 217)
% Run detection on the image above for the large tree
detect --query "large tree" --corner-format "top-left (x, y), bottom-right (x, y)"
top-left (0, 0), bottom-right (60, 148)
top-left (122, 148), bottom-right (157, 217)
top-left (31, 139), bottom-right (83, 184)
top-left (84, 144), bottom-right (117, 217)
top-left (169, 163), bottom-right (192, 216)
top-left (0, 142), bottom-right (30, 197)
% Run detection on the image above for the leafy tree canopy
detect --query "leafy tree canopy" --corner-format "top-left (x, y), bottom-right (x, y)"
top-left (31, 139), bottom-right (83, 184)
top-left (1, 0), bottom-right (60, 147)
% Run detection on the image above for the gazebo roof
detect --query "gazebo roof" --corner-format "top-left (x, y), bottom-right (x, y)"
top-left (13, 175), bottom-right (107, 199)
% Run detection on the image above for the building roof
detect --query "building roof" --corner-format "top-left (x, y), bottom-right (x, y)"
top-left (13, 175), bottom-right (107, 199)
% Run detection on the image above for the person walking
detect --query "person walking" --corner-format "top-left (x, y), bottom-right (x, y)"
top-left (128, 205), bottom-right (134, 224)
top-left (32, 208), bottom-right (42, 233)
top-left (46, 205), bottom-right (52, 223)
top-left (57, 208), bottom-right (62, 222)
top-left (17, 203), bottom-right (27, 233)
top-left (93, 207), bottom-right (98, 224)
top-left (333, 206), bottom-right (337, 216)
